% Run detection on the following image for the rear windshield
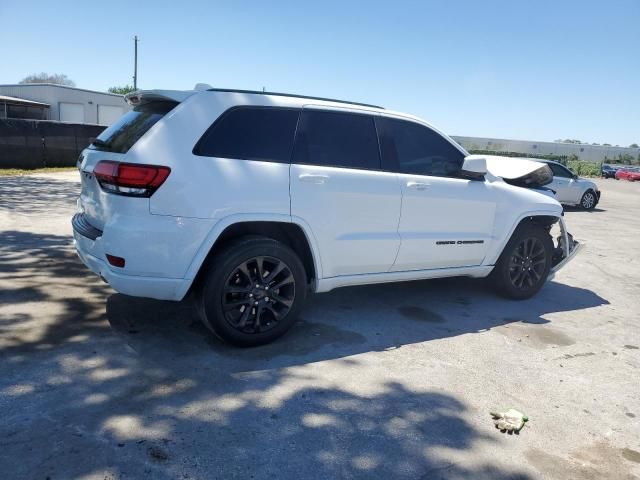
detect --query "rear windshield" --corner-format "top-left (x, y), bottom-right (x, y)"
top-left (89, 101), bottom-right (176, 153)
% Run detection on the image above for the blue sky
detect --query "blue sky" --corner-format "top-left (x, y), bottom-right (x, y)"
top-left (1, 0), bottom-right (638, 145)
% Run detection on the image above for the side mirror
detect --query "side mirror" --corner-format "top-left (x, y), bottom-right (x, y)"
top-left (462, 156), bottom-right (487, 176)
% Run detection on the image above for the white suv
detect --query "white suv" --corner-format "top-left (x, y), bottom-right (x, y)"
top-left (73, 87), bottom-right (580, 346)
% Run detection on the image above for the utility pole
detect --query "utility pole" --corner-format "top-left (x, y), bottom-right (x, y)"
top-left (133, 35), bottom-right (139, 90)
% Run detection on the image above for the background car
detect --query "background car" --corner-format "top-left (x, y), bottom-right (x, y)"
top-left (601, 163), bottom-right (621, 179)
top-left (536, 160), bottom-right (601, 210)
top-left (615, 166), bottom-right (640, 181)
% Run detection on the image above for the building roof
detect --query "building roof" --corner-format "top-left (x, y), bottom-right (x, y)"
top-left (0, 83), bottom-right (124, 98)
top-left (0, 94), bottom-right (50, 107)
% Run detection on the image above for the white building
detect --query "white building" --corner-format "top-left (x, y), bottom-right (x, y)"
top-left (0, 83), bottom-right (130, 126)
top-left (452, 135), bottom-right (640, 163)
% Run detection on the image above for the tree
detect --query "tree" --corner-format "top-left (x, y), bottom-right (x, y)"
top-left (629, 143), bottom-right (639, 148)
top-left (19, 72), bottom-right (75, 86)
top-left (108, 85), bottom-right (137, 95)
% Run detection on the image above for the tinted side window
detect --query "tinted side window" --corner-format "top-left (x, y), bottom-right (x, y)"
top-left (378, 117), bottom-right (464, 177)
top-left (291, 110), bottom-right (380, 170)
top-left (549, 163), bottom-right (572, 178)
top-left (195, 107), bottom-right (299, 162)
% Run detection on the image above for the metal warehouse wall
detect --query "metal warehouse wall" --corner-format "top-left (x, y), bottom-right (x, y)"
top-left (452, 135), bottom-right (640, 162)
top-left (0, 84), bottom-right (130, 126)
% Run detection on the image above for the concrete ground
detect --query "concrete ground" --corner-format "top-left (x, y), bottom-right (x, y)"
top-left (1, 172), bottom-right (639, 480)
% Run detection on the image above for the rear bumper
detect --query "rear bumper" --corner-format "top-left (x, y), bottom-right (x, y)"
top-left (72, 212), bottom-right (194, 301)
top-left (74, 236), bottom-right (186, 300)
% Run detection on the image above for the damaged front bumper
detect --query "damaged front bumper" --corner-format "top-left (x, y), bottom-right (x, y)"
top-left (548, 217), bottom-right (582, 280)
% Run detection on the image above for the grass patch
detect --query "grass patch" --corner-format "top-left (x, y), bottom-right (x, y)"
top-left (0, 167), bottom-right (77, 176)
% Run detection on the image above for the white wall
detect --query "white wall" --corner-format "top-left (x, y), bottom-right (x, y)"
top-left (0, 84), bottom-right (130, 125)
top-left (97, 105), bottom-right (124, 125)
top-left (452, 135), bottom-right (640, 163)
top-left (59, 102), bottom-right (84, 123)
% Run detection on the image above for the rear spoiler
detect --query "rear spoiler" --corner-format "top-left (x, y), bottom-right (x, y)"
top-left (125, 89), bottom-right (196, 107)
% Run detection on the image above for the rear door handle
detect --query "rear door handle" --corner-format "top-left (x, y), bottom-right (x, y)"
top-left (299, 174), bottom-right (329, 184)
top-left (407, 181), bottom-right (430, 190)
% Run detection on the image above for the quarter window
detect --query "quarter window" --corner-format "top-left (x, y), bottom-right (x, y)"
top-left (377, 117), bottom-right (464, 177)
top-left (291, 110), bottom-right (380, 170)
top-left (195, 107), bottom-right (300, 162)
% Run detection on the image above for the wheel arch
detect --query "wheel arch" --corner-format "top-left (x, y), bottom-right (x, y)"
top-left (177, 215), bottom-right (322, 300)
top-left (485, 212), bottom-right (560, 266)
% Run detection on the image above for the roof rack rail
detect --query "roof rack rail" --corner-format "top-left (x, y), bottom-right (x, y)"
top-left (206, 88), bottom-right (384, 109)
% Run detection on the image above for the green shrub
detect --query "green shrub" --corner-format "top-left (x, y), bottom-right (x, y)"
top-left (605, 154), bottom-right (638, 165)
top-left (567, 161), bottom-right (601, 177)
top-left (467, 149), bottom-right (569, 164)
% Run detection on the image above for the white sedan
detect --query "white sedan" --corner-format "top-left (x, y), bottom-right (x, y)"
top-left (538, 160), bottom-right (600, 210)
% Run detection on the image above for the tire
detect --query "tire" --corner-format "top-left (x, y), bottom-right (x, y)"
top-left (491, 223), bottom-right (553, 300)
top-left (580, 190), bottom-right (597, 210)
top-left (197, 236), bottom-right (307, 347)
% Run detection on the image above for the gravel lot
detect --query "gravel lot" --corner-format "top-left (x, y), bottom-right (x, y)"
top-left (1, 172), bottom-right (639, 479)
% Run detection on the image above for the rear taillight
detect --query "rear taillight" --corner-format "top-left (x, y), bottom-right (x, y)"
top-left (93, 161), bottom-right (171, 197)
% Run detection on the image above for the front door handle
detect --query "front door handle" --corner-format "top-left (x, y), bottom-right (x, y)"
top-left (407, 181), bottom-right (430, 190)
top-left (299, 174), bottom-right (329, 184)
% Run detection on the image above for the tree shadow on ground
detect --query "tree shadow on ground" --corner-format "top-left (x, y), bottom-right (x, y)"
top-left (1, 362), bottom-right (533, 479)
top-left (0, 230), bottom-right (111, 356)
top-left (0, 184), bottom-right (611, 478)
top-left (1, 230), bottom-right (538, 478)
top-left (0, 175), bottom-right (80, 215)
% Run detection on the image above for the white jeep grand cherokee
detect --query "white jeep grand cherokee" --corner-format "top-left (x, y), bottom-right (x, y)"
top-left (73, 87), bottom-right (580, 346)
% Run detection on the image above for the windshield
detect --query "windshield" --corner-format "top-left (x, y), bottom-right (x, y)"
top-left (90, 101), bottom-right (177, 153)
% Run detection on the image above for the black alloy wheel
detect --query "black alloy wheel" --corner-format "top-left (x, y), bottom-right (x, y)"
top-left (491, 223), bottom-right (553, 300)
top-left (198, 236), bottom-right (306, 347)
top-left (222, 256), bottom-right (295, 334)
top-left (508, 237), bottom-right (547, 290)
